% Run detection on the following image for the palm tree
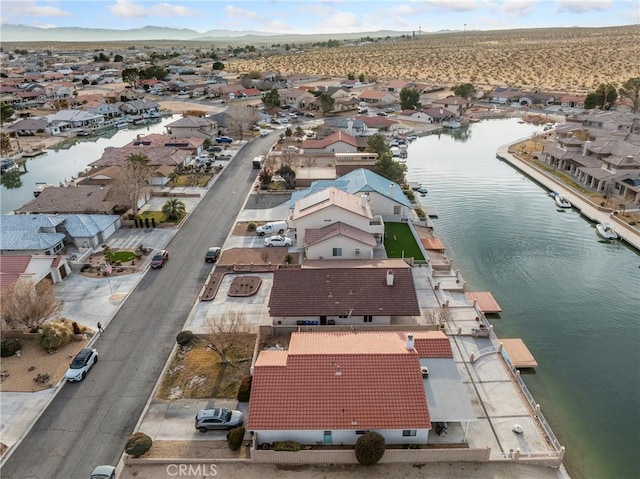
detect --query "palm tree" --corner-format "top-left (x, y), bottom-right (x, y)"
top-left (162, 198), bottom-right (186, 221)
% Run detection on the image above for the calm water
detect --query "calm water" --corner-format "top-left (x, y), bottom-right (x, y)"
top-left (406, 119), bottom-right (640, 479)
top-left (0, 117), bottom-right (175, 214)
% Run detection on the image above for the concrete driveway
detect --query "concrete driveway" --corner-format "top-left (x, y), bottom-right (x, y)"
top-left (138, 399), bottom-right (248, 441)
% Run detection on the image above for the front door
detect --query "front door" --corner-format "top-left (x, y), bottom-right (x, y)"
top-left (320, 316), bottom-right (327, 326)
top-left (323, 431), bottom-right (332, 445)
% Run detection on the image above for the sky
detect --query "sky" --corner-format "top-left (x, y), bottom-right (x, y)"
top-left (1, 0), bottom-right (638, 34)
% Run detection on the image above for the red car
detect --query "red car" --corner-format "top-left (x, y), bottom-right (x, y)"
top-left (150, 250), bottom-right (169, 268)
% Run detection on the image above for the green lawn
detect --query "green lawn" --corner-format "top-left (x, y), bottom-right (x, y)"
top-left (112, 251), bottom-right (136, 262)
top-left (384, 222), bottom-right (425, 260)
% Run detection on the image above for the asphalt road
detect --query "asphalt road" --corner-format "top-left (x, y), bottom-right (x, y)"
top-left (0, 136), bottom-right (270, 479)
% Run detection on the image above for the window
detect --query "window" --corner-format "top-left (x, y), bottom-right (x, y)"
top-left (364, 315), bottom-right (372, 323)
top-left (402, 430), bottom-right (417, 437)
top-left (355, 430), bottom-right (369, 435)
top-left (332, 248), bottom-right (342, 257)
top-left (354, 248), bottom-right (361, 256)
top-left (393, 205), bottom-right (401, 215)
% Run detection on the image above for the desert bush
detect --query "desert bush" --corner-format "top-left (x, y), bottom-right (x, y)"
top-left (355, 431), bottom-right (385, 466)
top-left (33, 373), bottom-right (50, 384)
top-left (124, 432), bottom-right (152, 458)
top-left (1, 339), bottom-right (22, 357)
top-left (226, 426), bottom-right (245, 451)
top-left (246, 222), bottom-right (257, 232)
top-left (38, 320), bottom-right (74, 350)
top-left (237, 375), bottom-right (252, 402)
top-left (273, 441), bottom-right (301, 452)
top-left (176, 330), bottom-right (195, 347)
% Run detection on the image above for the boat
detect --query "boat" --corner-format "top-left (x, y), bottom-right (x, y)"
top-left (596, 222), bottom-right (619, 240)
top-left (468, 117), bottom-right (481, 123)
top-left (554, 194), bottom-right (571, 208)
top-left (443, 120), bottom-right (461, 129)
top-left (34, 183), bottom-right (54, 197)
top-left (76, 130), bottom-right (91, 137)
top-left (549, 192), bottom-right (571, 208)
top-left (115, 119), bottom-right (129, 129)
top-left (412, 184), bottom-right (428, 194)
top-left (0, 159), bottom-right (17, 174)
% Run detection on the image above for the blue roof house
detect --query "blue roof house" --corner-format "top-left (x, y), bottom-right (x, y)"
top-left (290, 168), bottom-right (411, 221)
top-left (0, 214), bottom-right (121, 256)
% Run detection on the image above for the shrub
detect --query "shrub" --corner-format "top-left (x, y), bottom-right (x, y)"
top-left (38, 320), bottom-right (74, 350)
top-left (415, 208), bottom-right (426, 220)
top-left (246, 222), bottom-right (257, 232)
top-left (355, 431), bottom-right (385, 466)
top-left (237, 375), bottom-right (252, 402)
top-left (1, 339), bottom-right (23, 357)
top-left (273, 441), bottom-right (301, 452)
top-left (176, 330), bottom-right (195, 347)
top-left (124, 432), bottom-right (152, 458)
top-left (226, 426), bottom-right (245, 451)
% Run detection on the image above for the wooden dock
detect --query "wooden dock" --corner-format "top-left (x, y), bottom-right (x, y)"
top-left (502, 338), bottom-right (538, 368)
top-left (467, 292), bottom-right (502, 313)
top-left (420, 237), bottom-right (445, 253)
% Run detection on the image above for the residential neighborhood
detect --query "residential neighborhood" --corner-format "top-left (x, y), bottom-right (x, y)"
top-left (1, 34), bottom-right (639, 479)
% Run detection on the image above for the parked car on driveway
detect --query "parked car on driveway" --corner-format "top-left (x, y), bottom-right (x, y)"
top-left (195, 408), bottom-right (244, 433)
top-left (150, 250), bottom-right (169, 268)
top-left (207, 145), bottom-right (223, 152)
top-left (264, 235), bottom-right (293, 247)
top-left (215, 136), bottom-right (233, 143)
top-left (65, 348), bottom-right (98, 382)
top-left (205, 247), bottom-right (221, 262)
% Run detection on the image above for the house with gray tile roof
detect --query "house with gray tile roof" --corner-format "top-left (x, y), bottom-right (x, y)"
top-left (0, 214), bottom-right (120, 255)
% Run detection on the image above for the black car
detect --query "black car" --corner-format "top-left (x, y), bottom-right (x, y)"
top-left (205, 247), bottom-right (221, 262)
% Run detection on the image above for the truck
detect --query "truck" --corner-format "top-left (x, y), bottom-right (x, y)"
top-left (256, 221), bottom-right (288, 236)
top-left (252, 155), bottom-right (264, 169)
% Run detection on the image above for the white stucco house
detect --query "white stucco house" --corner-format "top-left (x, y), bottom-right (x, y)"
top-left (248, 330), bottom-right (470, 446)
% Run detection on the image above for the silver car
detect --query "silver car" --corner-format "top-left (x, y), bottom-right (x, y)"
top-left (195, 408), bottom-right (243, 433)
top-left (264, 235), bottom-right (293, 247)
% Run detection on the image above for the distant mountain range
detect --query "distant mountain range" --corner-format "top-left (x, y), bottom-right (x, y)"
top-left (0, 24), bottom-right (415, 43)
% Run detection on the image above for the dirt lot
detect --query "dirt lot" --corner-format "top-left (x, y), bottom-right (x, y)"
top-left (0, 336), bottom-right (91, 392)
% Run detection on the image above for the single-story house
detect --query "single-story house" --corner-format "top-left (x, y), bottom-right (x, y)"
top-left (0, 254), bottom-right (71, 292)
top-left (268, 261), bottom-right (420, 325)
top-left (14, 185), bottom-right (119, 215)
top-left (399, 107), bottom-right (454, 124)
top-left (249, 330), bottom-right (457, 446)
top-left (165, 116), bottom-right (218, 140)
top-left (0, 214), bottom-right (120, 255)
top-left (358, 90), bottom-right (396, 105)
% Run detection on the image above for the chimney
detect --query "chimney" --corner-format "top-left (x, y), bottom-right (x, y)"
top-left (389, 183), bottom-right (395, 196)
top-left (583, 140), bottom-right (591, 156)
top-left (386, 269), bottom-right (394, 286)
top-left (406, 334), bottom-right (414, 350)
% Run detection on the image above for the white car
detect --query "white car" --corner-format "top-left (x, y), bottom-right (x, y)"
top-left (264, 235), bottom-right (293, 247)
top-left (89, 465), bottom-right (115, 479)
top-left (65, 348), bottom-right (98, 382)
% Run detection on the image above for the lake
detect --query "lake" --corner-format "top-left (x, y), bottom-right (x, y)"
top-left (406, 118), bottom-right (640, 479)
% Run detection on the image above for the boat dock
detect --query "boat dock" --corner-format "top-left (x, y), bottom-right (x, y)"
top-left (502, 338), bottom-right (539, 368)
top-left (466, 291), bottom-right (502, 313)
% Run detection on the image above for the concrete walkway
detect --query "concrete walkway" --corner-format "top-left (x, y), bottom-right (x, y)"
top-left (497, 145), bottom-right (640, 250)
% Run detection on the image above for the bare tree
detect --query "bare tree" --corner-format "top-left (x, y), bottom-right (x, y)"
top-left (225, 104), bottom-right (259, 140)
top-left (111, 153), bottom-right (153, 216)
top-left (280, 148), bottom-right (298, 168)
top-left (1, 280), bottom-right (60, 331)
top-left (205, 311), bottom-right (252, 365)
top-left (425, 307), bottom-right (451, 327)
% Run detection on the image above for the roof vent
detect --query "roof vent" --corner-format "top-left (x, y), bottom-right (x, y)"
top-left (421, 366), bottom-right (429, 378)
top-left (386, 269), bottom-right (394, 286)
top-left (406, 334), bottom-right (415, 350)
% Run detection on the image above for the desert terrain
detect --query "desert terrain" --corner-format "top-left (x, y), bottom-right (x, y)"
top-left (227, 26), bottom-right (639, 93)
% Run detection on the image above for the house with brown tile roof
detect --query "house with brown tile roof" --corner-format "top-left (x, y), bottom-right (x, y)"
top-left (14, 185), bottom-right (119, 215)
top-left (432, 96), bottom-right (471, 116)
top-left (291, 187), bottom-right (383, 250)
top-left (303, 222), bottom-right (377, 260)
top-left (268, 264), bottom-right (419, 325)
top-left (248, 330), bottom-right (455, 446)
top-left (90, 145), bottom-right (190, 170)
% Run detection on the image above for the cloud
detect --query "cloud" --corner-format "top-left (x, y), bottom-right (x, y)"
top-left (556, 0), bottom-right (613, 14)
top-left (499, 0), bottom-right (537, 16)
top-left (224, 5), bottom-right (261, 21)
top-left (326, 10), bottom-right (361, 30)
top-left (2, 0), bottom-right (71, 18)
top-left (110, 0), bottom-right (148, 18)
top-left (109, 0), bottom-right (195, 18)
top-left (264, 20), bottom-right (290, 33)
top-left (424, 0), bottom-right (483, 13)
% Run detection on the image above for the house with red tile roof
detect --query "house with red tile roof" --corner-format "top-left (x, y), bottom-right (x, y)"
top-left (0, 255), bottom-right (71, 292)
top-left (248, 330), bottom-right (473, 447)
top-left (358, 89), bottom-right (396, 105)
top-left (291, 186), bottom-right (383, 253)
top-left (302, 131), bottom-right (359, 154)
top-left (268, 262), bottom-right (419, 325)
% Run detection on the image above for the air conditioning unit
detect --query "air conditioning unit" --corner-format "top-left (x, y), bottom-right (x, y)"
top-left (327, 319), bottom-right (336, 325)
